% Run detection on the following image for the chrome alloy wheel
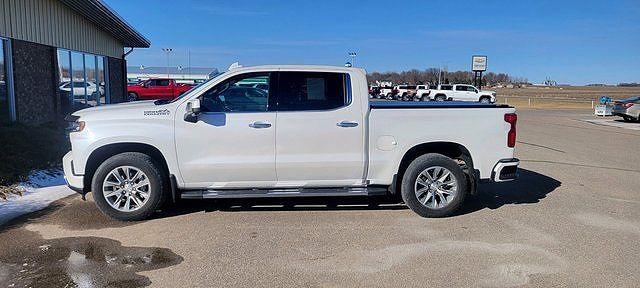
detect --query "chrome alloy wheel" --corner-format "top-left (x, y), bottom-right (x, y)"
top-left (414, 166), bottom-right (458, 209)
top-left (102, 166), bottom-right (151, 212)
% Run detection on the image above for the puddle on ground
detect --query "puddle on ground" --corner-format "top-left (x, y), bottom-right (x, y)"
top-left (0, 228), bottom-right (183, 288)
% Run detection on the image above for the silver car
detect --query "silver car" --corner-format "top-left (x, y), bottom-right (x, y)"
top-left (613, 96), bottom-right (640, 122)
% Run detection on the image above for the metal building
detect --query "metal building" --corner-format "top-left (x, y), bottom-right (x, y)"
top-left (0, 0), bottom-right (150, 125)
top-left (127, 66), bottom-right (219, 84)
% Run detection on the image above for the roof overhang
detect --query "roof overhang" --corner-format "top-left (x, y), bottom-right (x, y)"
top-left (59, 0), bottom-right (151, 48)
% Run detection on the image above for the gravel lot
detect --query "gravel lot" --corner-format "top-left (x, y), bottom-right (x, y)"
top-left (1, 108), bottom-right (639, 287)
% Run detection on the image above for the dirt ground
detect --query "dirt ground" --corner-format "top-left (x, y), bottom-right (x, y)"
top-left (1, 108), bottom-right (639, 287)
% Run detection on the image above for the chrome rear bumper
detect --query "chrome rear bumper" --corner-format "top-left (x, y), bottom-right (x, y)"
top-left (491, 158), bottom-right (519, 182)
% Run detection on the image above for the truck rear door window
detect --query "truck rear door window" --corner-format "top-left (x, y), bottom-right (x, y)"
top-left (277, 72), bottom-right (347, 111)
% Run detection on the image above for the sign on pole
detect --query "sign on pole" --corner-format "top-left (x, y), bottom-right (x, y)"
top-left (472, 55), bottom-right (487, 71)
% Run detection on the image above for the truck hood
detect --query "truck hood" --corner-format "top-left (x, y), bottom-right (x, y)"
top-left (72, 100), bottom-right (174, 121)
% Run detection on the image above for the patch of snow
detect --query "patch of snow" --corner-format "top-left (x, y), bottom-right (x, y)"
top-left (0, 168), bottom-right (75, 227)
top-left (18, 168), bottom-right (66, 189)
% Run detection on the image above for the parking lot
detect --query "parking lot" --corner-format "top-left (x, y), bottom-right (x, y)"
top-left (1, 108), bottom-right (639, 287)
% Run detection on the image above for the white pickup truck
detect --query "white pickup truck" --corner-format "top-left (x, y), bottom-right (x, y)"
top-left (429, 84), bottom-right (497, 103)
top-left (63, 65), bottom-right (519, 221)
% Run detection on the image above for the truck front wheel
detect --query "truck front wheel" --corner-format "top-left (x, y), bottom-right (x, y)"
top-left (92, 152), bottom-right (169, 221)
top-left (401, 154), bottom-right (468, 218)
top-left (127, 92), bottom-right (138, 102)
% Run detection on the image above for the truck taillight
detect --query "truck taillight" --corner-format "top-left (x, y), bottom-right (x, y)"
top-left (504, 113), bottom-right (517, 148)
top-left (624, 103), bottom-right (634, 108)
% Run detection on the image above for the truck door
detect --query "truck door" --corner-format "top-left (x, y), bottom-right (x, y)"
top-left (175, 72), bottom-right (277, 188)
top-left (454, 85), bottom-right (469, 101)
top-left (274, 71), bottom-right (365, 187)
top-left (153, 79), bottom-right (173, 99)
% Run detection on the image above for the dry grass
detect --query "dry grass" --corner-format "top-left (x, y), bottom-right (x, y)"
top-left (494, 86), bottom-right (640, 109)
top-left (0, 185), bottom-right (25, 200)
top-left (495, 86), bottom-right (640, 100)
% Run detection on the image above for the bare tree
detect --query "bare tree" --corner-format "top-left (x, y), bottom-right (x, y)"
top-left (367, 68), bottom-right (525, 86)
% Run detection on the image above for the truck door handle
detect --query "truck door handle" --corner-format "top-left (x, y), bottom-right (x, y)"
top-left (249, 121), bottom-right (271, 129)
top-left (337, 121), bottom-right (359, 128)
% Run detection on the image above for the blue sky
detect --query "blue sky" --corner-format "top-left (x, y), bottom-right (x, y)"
top-left (105, 0), bottom-right (639, 85)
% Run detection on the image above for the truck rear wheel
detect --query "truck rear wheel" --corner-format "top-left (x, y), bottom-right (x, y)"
top-left (92, 152), bottom-right (169, 221)
top-left (401, 154), bottom-right (468, 218)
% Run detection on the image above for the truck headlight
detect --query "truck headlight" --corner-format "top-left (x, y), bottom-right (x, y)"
top-left (68, 121), bottom-right (85, 132)
top-left (64, 115), bottom-right (85, 132)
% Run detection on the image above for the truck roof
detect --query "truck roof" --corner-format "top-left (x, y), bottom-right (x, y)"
top-left (227, 65), bottom-right (366, 74)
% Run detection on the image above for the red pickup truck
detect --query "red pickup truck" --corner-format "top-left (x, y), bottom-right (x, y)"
top-left (127, 78), bottom-right (194, 101)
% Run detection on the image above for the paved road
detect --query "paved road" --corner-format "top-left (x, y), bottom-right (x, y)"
top-left (1, 109), bottom-right (639, 287)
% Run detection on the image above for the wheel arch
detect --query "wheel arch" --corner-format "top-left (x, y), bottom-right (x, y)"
top-left (83, 142), bottom-right (170, 193)
top-left (392, 141), bottom-right (477, 195)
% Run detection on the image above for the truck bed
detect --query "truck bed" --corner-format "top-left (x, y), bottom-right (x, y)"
top-left (370, 100), bottom-right (510, 109)
top-left (366, 101), bottom-right (516, 184)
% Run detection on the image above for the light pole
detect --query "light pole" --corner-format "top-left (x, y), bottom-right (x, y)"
top-left (162, 48), bottom-right (173, 78)
top-left (348, 52), bottom-right (357, 67)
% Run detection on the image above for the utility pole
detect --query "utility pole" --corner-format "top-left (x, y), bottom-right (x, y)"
top-left (162, 48), bottom-right (173, 78)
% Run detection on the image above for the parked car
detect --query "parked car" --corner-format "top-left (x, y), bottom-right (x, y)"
top-left (415, 85), bottom-right (438, 101)
top-left (368, 85), bottom-right (381, 98)
top-left (63, 65), bottom-right (518, 221)
top-left (379, 86), bottom-right (398, 100)
top-left (429, 84), bottom-right (496, 103)
top-left (58, 81), bottom-right (104, 100)
top-left (612, 96), bottom-right (640, 122)
top-left (394, 85), bottom-right (417, 101)
top-left (127, 78), bottom-right (195, 101)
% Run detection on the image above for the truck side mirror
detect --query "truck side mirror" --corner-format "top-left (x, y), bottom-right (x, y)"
top-left (184, 98), bottom-right (201, 123)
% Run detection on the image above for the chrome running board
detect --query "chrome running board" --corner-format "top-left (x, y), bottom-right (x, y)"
top-left (180, 187), bottom-right (389, 199)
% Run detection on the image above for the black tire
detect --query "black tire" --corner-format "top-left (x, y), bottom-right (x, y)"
top-left (435, 95), bottom-right (446, 102)
top-left (421, 94), bottom-right (429, 101)
top-left (92, 152), bottom-right (169, 221)
top-left (128, 92), bottom-right (138, 102)
top-left (401, 154), bottom-right (468, 218)
top-left (622, 116), bottom-right (632, 122)
top-left (479, 97), bottom-right (491, 104)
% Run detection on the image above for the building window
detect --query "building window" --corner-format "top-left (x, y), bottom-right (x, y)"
top-left (1, 37), bottom-right (16, 123)
top-left (57, 49), bottom-right (109, 110)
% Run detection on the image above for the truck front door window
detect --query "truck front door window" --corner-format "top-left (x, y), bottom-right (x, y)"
top-left (200, 73), bottom-right (270, 112)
